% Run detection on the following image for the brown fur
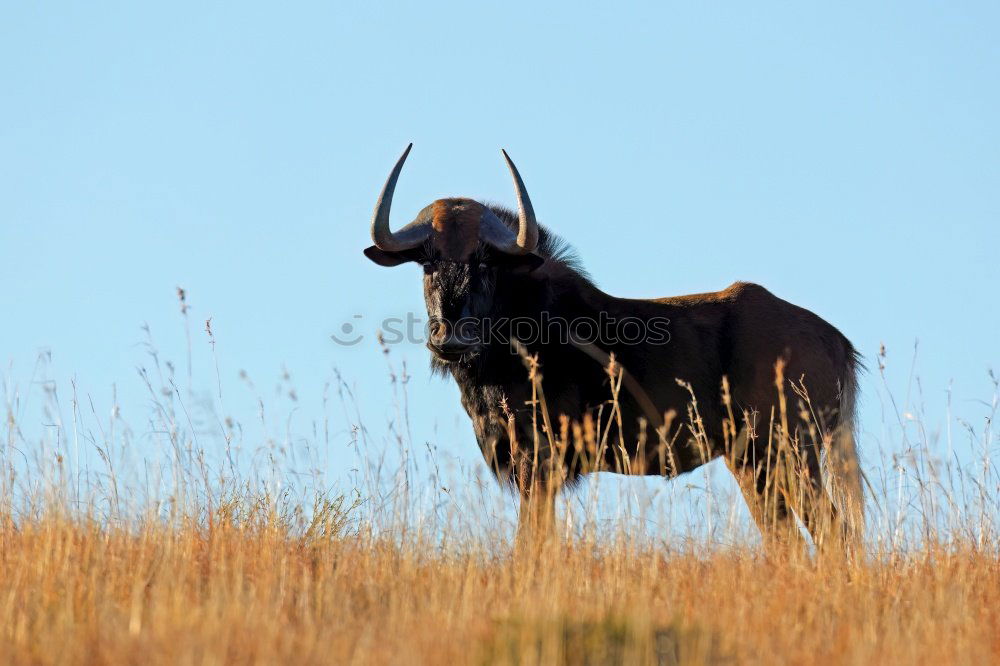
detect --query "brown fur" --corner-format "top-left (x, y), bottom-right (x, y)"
top-left (431, 199), bottom-right (482, 261)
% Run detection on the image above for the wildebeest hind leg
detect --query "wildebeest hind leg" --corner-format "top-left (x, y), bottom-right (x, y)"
top-left (727, 461), bottom-right (807, 553)
top-left (790, 442), bottom-right (864, 560)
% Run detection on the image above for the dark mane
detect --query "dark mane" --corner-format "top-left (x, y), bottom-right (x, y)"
top-left (484, 203), bottom-right (596, 288)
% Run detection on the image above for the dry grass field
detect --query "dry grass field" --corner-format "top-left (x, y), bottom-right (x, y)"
top-left (2, 515), bottom-right (1000, 665)
top-left (3, 339), bottom-right (999, 665)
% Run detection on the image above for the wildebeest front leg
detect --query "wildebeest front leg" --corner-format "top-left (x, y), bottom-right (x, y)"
top-left (515, 483), bottom-right (557, 545)
top-left (512, 434), bottom-right (565, 545)
top-left (474, 418), bottom-right (562, 544)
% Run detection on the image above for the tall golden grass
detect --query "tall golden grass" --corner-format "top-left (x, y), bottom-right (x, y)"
top-left (3, 328), bottom-right (999, 664)
top-left (4, 517), bottom-right (999, 664)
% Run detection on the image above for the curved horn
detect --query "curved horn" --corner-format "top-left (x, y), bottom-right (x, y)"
top-left (370, 143), bottom-right (431, 251)
top-left (499, 149), bottom-right (539, 254)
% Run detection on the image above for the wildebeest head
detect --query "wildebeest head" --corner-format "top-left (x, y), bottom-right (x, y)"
top-left (363, 145), bottom-right (546, 363)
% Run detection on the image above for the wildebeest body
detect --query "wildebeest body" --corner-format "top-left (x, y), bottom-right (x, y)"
top-left (437, 212), bottom-right (858, 486)
top-left (363, 146), bottom-right (863, 550)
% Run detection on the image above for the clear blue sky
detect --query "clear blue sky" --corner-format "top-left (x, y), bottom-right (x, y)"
top-left (2, 2), bottom-right (998, 523)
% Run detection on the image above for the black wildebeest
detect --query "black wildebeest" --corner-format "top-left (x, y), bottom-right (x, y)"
top-left (363, 144), bottom-right (863, 551)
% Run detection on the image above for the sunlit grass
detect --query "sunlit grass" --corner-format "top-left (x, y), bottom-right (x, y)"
top-left (3, 316), bottom-right (999, 664)
top-left (2, 510), bottom-right (999, 664)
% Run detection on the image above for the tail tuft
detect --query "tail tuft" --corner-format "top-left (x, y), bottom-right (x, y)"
top-left (829, 346), bottom-right (864, 542)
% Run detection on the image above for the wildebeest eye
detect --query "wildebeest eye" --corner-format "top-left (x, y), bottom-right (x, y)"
top-left (477, 262), bottom-right (489, 271)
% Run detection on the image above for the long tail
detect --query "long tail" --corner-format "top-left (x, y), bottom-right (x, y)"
top-left (829, 347), bottom-right (865, 541)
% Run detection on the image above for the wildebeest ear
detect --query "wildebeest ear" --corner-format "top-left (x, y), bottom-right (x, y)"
top-left (364, 246), bottom-right (416, 267)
